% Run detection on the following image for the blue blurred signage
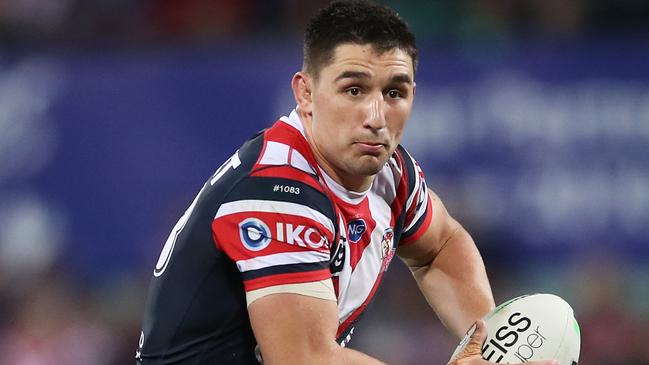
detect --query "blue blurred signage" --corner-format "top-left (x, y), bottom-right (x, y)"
top-left (0, 42), bottom-right (647, 278)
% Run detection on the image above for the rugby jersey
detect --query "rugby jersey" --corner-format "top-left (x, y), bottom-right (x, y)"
top-left (137, 110), bottom-right (432, 364)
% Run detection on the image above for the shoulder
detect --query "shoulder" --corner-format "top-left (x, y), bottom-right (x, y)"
top-left (208, 119), bottom-right (323, 194)
top-left (394, 145), bottom-right (423, 183)
top-left (213, 122), bottom-right (337, 238)
top-left (380, 144), bottom-right (427, 200)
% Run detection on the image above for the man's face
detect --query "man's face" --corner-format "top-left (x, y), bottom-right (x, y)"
top-left (299, 43), bottom-right (415, 190)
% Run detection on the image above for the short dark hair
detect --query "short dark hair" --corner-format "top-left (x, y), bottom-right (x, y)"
top-left (303, 0), bottom-right (418, 80)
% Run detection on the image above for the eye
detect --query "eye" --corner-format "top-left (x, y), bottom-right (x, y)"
top-left (346, 87), bottom-right (361, 96)
top-left (387, 89), bottom-right (402, 99)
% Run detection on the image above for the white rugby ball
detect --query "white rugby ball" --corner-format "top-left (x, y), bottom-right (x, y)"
top-left (452, 293), bottom-right (580, 364)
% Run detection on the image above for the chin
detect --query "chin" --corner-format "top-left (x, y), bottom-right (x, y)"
top-left (353, 158), bottom-right (385, 176)
top-left (355, 166), bottom-right (382, 177)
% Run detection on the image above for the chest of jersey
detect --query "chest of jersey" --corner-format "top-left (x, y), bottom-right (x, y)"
top-left (328, 187), bottom-right (401, 335)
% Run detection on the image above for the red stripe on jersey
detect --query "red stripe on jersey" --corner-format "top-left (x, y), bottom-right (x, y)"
top-left (262, 119), bottom-right (320, 170)
top-left (244, 269), bottom-right (331, 291)
top-left (266, 121), bottom-right (314, 157)
top-left (403, 163), bottom-right (426, 227)
top-left (390, 150), bottom-right (410, 220)
top-left (212, 212), bottom-right (332, 261)
top-left (399, 194), bottom-right (433, 246)
top-left (334, 197), bottom-right (376, 271)
top-left (404, 187), bottom-right (420, 228)
top-left (332, 276), bottom-right (340, 297)
top-left (250, 121), bottom-right (324, 191)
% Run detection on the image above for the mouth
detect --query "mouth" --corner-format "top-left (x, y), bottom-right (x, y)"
top-left (353, 141), bottom-right (387, 155)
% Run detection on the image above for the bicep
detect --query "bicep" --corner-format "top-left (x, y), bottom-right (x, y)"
top-left (248, 286), bottom-right (340, 365)
top-left (397, 190), bottom-right (495, 336)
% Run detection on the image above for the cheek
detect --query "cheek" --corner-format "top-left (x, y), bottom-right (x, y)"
top-left (312, 116), bottom-right (341, 151)
top-left (314, 104), bottom-right (348, 141)
top-left (388, 110), bottom-right (409, 140)
top-left (319, 122), bottom-right (345, 150)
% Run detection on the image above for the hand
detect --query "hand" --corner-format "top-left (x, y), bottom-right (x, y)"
top-left (448, 320), bottom-right (560, 365)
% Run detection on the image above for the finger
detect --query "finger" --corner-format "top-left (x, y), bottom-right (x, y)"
top-left (462, 320), bottom-right (487, 356)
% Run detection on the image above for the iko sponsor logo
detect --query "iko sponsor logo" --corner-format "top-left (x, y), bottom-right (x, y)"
top-left (347, 219), bottom-right (366, 243)
top-left (238, 218), bottom-right (328, 251)
top-left (239, 218), bottom-right (272, 251)
top-left (275, 222), bottom-right (327, 249)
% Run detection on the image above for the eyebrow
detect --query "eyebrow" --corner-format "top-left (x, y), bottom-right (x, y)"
top-left (390, 73), bottom-right (413, 85)
top-left (334, 70), bottom-right (412, 85)
top-left (335, 70), bottom-right (370, 82)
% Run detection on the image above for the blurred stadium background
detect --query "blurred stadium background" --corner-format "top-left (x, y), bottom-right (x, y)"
top-left (1, 0), bottom-right (648, 364)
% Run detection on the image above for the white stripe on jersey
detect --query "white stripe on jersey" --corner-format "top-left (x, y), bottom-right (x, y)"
top-left (259, 140), bottom-right (316, 175)
top-left (403, 157), bottom-right (422, 212)
top-left (280, 109), bottom-right (307, 138)
top-left (215, 200), bottom-right (335, 235)
top-left (236, 251), bottom-right (330, 272)
top-left (321, 169), bottom-right (368, 204)
top-left (289, 148), bottom-right (317, 175)
top-left (336, 191), bottom-right (393, 322)
top-left (259, 141), bottom-right (290, 165)
top-left (404, 186), bottom-right (429, 232)
top-left (402, 150), bottom-right (429, 233)
top-left (370, 157), bottom-right (399, 204)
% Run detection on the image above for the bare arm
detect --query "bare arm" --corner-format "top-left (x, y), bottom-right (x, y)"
top-left (248, 287), bottom-right (386, 365)
top-left (398, 189), bottom-right (495, 338)
top-left (249, 291), bottom-right (557, 365)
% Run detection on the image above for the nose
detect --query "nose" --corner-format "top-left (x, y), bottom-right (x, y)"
top-left (362, 93), bottom-right (387, 130)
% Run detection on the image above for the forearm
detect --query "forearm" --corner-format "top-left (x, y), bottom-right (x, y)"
top-left (409, 226), bottom-right (495, 338)
top-left (250, 292), bottom-right (387, 365)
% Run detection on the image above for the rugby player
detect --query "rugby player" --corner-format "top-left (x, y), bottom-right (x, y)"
top-left (137, 1), bottom-right (559, 364)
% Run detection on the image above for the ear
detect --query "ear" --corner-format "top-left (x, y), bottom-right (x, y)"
top-left (291, 72), bottom-right (313, 115)
top-left (412, 81), bottom-right (417, 98)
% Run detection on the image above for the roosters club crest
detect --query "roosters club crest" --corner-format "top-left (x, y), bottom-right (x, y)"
top-left (380, 227), bottom-right (395, 272)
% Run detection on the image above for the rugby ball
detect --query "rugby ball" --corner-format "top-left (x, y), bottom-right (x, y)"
top-left (452, 293), bottom-right (580, 364)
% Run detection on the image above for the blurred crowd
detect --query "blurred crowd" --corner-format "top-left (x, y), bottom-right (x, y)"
top-left (2, 227), bottom-right (648, 364)
top-left (0, 0), bottom-right (648, 45)
top-left (1, 1), bottom-right (648, 364)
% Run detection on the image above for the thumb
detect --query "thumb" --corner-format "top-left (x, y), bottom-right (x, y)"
top-left (448, 320), bottom-right (487, 364)
top-left (463, 320), bottom-right (487, 357)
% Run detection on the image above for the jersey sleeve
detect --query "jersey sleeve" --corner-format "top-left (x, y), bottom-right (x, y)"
top-left (212, 173), bottom-right (335, 293)
top-left (398, 147), bottom-right (433, 246)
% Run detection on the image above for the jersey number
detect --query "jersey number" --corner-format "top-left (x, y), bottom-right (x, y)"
top-left (153, 195), bottom-right (197, 277)
top-left (210, 151), bottom-right (241, 186)
top-left (154, 152), bottom-right (241, 277)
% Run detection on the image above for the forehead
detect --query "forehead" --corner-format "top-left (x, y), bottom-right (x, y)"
top-left (320, 43), bottom-right (414, 80)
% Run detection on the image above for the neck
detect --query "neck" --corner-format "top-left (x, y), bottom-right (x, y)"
top-left (320, 161), bottom-right (373, 193)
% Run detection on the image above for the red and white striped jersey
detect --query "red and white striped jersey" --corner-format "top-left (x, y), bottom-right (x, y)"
top-left (213, 110), bottom-right (432, 344)
top-left (138, 109), bottom-right (432, 364)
